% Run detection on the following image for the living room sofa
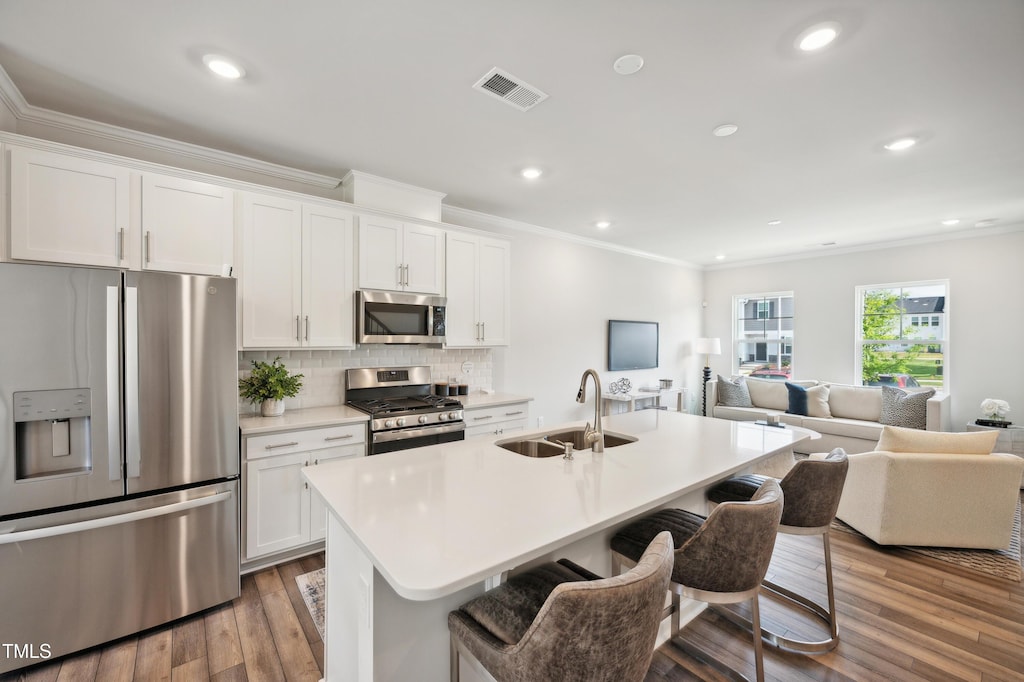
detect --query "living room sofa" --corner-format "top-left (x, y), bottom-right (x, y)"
top-left (707, 377), bottom-right (951, 455)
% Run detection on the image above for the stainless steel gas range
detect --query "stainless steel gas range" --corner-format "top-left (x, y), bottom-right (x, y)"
top-left (346, 366), bottom-right (465, 455)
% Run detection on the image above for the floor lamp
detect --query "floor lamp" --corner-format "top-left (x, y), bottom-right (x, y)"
top-left (693, 337), bottom-right (721, 416)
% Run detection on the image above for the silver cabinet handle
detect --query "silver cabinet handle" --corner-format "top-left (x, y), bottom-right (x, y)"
top-left (296, 315), bottom-right (301, 342)
top-left (314, 458), bottom-right (320, 465)
top-left (403, 264), bottom-right (410, 287)
top-left (505, 411), bottom-right (524, 416)
top-left (305, 316), bottom-right (310, 342)
top-left (397, 264), bottom-right (404, 288)
top-left (117, 228), bottom-right (125, 261)
top-left (325, 434), bottom-right (354, 442)
top-left (265, 441), bottom-right (300, 450)
top-left (481, 321), bottom-right (486, 342)
top-left (473, 415), bottom-right (493, 421)
top-left (476, 322), bottom-right (481, 341)
top-left (144, 231), bottom-right (152, 264)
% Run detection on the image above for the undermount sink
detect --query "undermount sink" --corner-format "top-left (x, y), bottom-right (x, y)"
top-left (495, 428), bottom-right (638, 458)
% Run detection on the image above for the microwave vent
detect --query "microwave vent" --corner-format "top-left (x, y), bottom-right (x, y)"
top-left (473, 68), bottom-right (548, 111)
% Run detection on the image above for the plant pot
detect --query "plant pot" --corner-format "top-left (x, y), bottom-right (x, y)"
top-left (260, 399), bottom-right (285, 417)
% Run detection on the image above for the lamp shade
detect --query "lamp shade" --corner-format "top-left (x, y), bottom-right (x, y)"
top-left (693, 337), bottom-right (722, 356)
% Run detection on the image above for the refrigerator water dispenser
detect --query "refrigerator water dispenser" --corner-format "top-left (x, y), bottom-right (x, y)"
top-left (14, 389), bottom-right (93, 480)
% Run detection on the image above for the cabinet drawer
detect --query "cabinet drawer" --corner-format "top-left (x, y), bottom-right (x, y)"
top-left (245, 423), bottom-right (366, 460)
top-left (464, 403), bottom-right (528, 425)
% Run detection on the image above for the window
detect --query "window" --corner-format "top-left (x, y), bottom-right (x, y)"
top-left (856, 281), bottom-right (947, 391)
top-left (734, 293), bottom-right (794, 378)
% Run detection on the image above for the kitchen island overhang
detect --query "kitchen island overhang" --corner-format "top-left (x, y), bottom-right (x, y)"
top-left (303, 410), bottom-right (813, 681)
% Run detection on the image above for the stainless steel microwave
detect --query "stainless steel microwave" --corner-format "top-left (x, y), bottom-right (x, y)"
top-left (357, 290), bottom-right (447, 344)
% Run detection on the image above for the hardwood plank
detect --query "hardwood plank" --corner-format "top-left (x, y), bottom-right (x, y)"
top-left (170, 656), bottom-right (209, 682)
top-left (251, 567), bottom-right (284, 597)
top-left (169, 616), bottom-right (206, 668)
top-left (210, 662), bottom-right (249, 682)
top-left (232, 574), bottom-right (286, 682)
top-left (93, 637), bottom-right (137, 682)
top-left (53, 649), bottom-right (99, 682)
top-left (204, 602), bottom-right (244, 676)
top-left (274, 557), bottom-right (325, 671)
top-left (259, 588), bottom-right (321, 682)
top-left (0, 660), bottom-right (61, 682)
top-left (133, 629), bottom-right (172, 682)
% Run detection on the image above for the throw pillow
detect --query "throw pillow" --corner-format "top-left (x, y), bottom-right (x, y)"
top-left (785, 382), bottom-right (832, 418)
top-left (876, 425), bottom-right (1000, 454)
top-left (879, 386), bottom-right (935, 430)
top-left (717, 375), bottom-right (752, 407)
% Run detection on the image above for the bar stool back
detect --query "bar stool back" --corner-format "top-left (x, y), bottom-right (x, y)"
top-left (611, 480), bottom-right (784, 682)
top-left (448, 530), bottom-right (674, 682)
top-left (707, 448), bottom-right (849, 653)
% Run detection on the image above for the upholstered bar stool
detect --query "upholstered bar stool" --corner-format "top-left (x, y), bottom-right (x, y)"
top-left (706, 448), bottom-right (849, 653)
top-left (610, 480), bottom-right (784, 682)
top-left (448, 530), bottom-right (673, 682)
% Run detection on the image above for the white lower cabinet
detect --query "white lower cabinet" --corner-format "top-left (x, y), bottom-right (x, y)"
top-left (242, 423), bottom-right (365, 563)
top-left (463, 401), bottom-right (530, 439)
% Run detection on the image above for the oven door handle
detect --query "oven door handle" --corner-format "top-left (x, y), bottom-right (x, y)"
top-left (372, 422), bottom-right (465, 444)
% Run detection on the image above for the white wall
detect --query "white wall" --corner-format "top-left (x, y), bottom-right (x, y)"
top-left (446, 219), bottom-right (704, 427)
top-left (702, 228), bottom-right (1024, 431)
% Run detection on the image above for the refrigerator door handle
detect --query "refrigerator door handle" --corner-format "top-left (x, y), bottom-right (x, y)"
top-left (125, 285), bottom-right (141, 479)
top-left (106, 286), bottom-right (122, 481)
top-left (0, 491), bottom-right (233, 545)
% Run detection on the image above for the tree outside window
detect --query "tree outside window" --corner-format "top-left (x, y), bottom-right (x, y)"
top-left (857, 282), bottom-right (947, 390)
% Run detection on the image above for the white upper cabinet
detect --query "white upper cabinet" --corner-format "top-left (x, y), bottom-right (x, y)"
top-left (240, 192), bottom-right (356, 349)
top-left (444, 232), bottom-right (510, 347)
top-left (302, 204), bottom-right (355, 348)
top-left (9, 146), bottom-right (130, 268)
top-left (358, 216), bottom-right (444, 294)
top-left (141, 173), bottom-right (233, 276)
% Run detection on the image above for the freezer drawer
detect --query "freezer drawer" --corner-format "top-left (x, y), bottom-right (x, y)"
top-left (0, 481), bottom-right (239, 674)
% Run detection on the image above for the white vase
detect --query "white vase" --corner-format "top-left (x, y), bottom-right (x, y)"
top-left (260, 399), bottom-right (285, 417)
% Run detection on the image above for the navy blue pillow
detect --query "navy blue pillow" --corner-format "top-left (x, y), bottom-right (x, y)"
top-left (785, 382), bottom-right (809, 415)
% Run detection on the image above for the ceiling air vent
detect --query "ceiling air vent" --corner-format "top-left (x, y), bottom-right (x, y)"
top-left (473, 67), bottom-right (548, 111)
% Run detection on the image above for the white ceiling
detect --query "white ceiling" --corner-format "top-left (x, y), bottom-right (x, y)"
top-left (1, 0), bottom-right (1022, 266)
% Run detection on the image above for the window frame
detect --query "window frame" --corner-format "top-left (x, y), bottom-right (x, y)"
top-left (732, 291), bottom-right (794, 377)
top-left (854, 279), bottom-right (949, 392)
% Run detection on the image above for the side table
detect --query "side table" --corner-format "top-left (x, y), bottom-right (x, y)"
top-left (966, 422), bottom-right (1024, 487)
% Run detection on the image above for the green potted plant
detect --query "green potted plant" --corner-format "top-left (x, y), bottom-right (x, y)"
top-left (239, 357), bottom-right (304, 417)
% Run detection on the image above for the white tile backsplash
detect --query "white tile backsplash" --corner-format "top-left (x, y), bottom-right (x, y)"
top-left (237, 346), bottom-right (493, 414)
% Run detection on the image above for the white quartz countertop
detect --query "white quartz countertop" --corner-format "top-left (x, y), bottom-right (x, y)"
top-left (239, 405), bottom-right (369, 435)
top-left (302, 410), bottom-right (811, 601)
top-left (459, 392), bottom-right (533, 409)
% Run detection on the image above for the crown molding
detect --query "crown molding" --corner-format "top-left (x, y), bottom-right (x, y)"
top-left (442, 204), bottom-right (699, 270)
top-left (0, 64), bottom-right (341, 189)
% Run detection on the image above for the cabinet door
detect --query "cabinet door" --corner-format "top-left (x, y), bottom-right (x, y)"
top-left (141, 173), bottom-right (233, 276)
top-left (303, 205), bottom-right (355, 347)
top-left (477, 237), bottom-right (510, 346)
top-left (309, 444), bottom-right (364, 542)
top-left (241, 193), bottom-right (303, 347)
top-left (357, 215), bottom-right (404, 291)
top-left (403, 223), bottom-right (445, 294)
top-left (443, 232), bottom-right (480, 346)
top-left (245, 452), bottom-right (310, 559)
top-left (9, 146), bottom-right (130, 268)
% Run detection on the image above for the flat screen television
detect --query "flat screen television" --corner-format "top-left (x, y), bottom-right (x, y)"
top-left (607, 320), bottom-right (659, 371)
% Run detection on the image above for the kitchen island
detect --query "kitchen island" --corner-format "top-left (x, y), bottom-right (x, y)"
top-left (302, 409), bottom-right (813, 682)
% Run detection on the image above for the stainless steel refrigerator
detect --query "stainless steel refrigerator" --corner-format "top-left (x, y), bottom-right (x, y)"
top-left (0, 263), bottom-right (239, 675)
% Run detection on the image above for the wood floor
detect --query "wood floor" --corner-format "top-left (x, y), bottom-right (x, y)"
top-left (4, 527), bottom-right (1023, 682)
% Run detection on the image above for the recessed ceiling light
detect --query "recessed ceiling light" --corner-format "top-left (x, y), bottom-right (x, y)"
top-left (797, 22), bottom-right (841, 51)
top-left (595, 220), bottom-right (611, 229)
top-left (767, 219), bottom-right (782, 226)
top-left (712, 124), bottom-right (739, 137)
top-left (974, 218), bottom-right (998, 228)
top-left (715, 254), bottom-right (726, 261)
top-left (940, 218), bottom-right (960, 226)
top-left (520, 167), bottom-right (542, 180)
top-left (884, 137), bottom-right (917, 152)
top-left (203, 54), bottom-right (245, 80)
top-left (612, 54), bottom-right (645, 76)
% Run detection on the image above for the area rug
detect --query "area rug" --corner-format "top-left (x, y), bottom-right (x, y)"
top-left (295, 568), bottom-right (326, 639)
top-left (832, 496), bottom-right (1022, 582)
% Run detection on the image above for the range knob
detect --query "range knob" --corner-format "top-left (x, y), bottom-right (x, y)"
top-left (438, 412), bottom-right (448, 421)
top-left (396, 417), bottom-right (407, 427)
top-left (448, 411), bottom-right (460, 420)
top-left (384, 419), bottom-right (395, 428)
top-left (418, 415), bottom-right (429, 424)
